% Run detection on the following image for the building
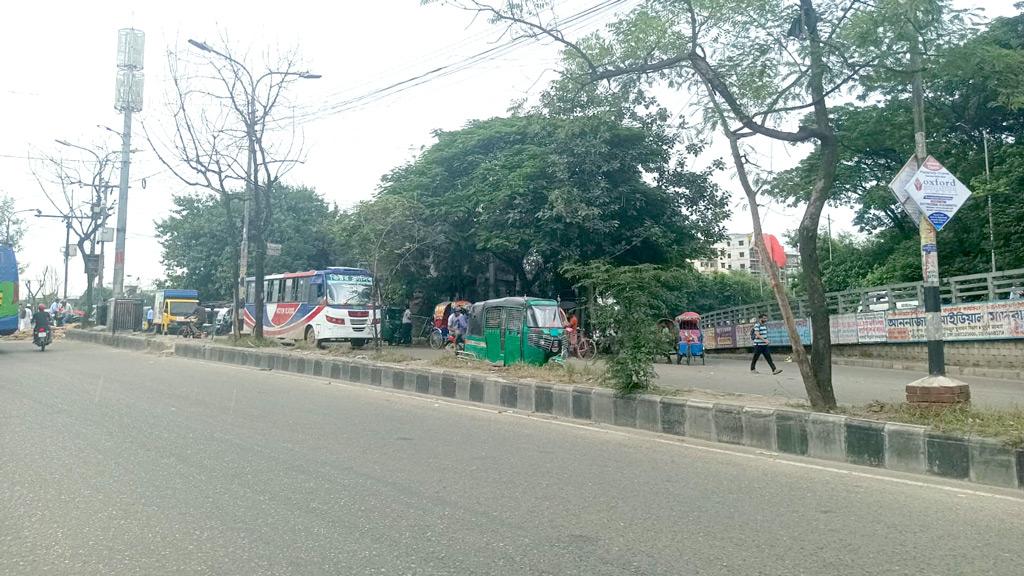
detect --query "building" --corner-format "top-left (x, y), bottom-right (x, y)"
top-left (691, 233), bottom-right (802, 284)
top-left (692, 233), bottom-right (756, 273)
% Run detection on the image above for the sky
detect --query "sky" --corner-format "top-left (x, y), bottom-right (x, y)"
top-left (1, 0), bottom-right (1018, 297)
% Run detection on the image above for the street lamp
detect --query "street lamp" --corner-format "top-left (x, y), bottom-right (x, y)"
top-left (34, 211), bottom-right (76, 300)
top-left (4, 208), bottom-right (39, 245)
top-left (187, 38), bottom-right (320, 337)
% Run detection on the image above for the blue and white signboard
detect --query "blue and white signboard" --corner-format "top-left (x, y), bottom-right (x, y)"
top-left (903, 156), bottom-right (972, 231)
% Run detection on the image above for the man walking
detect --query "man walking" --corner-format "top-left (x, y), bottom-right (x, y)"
top-left (750, 313), bottom-right (782, 375)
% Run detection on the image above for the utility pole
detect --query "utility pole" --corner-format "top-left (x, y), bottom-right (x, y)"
top-left (827, 213), bottom-right (833, 263)
top-left (909, 33), bottom-right (945, 377)
top-left (34, 213), bottom-right (73, 301)
top-left (983, 130), bottom-right (995, 273)
top-left (904, 29), bottom-right (970, 404)
top-left (112, 28), bottom-right (145, 299)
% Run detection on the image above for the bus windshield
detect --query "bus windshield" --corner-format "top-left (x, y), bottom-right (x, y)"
top-left (528, 305), bottom-right (564, 328)
top-left (326, 274), bottom-right (372, 305)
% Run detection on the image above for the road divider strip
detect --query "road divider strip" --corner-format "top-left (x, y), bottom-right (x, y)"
top-left (67, 328), bottom-right (1024, 491)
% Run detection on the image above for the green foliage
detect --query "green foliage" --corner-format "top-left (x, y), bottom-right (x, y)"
top-left (156, 186), bottom-right (335, 301)
top-left (768, 10), bottom-right (1024, 284)
top-left (564, 263), bottom-right (690, 393)
top-left (341, 114), bottom-right (727, 303)
top-left (0, 195), bottom-right (25, 251)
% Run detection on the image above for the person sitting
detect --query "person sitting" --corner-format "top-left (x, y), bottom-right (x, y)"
top-left (32, 304), bottom-right (52, 337)
top-left (185, 303), bottom-right (208, 338)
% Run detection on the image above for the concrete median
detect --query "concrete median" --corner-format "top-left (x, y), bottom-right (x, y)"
top-left (66, 329), bottom-right (1024, 491)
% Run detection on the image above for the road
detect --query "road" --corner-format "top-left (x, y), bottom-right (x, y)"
top-left (388, 345), bottom-right (1024, 408)
top-left (3, 340), bottom-right (1022, 575)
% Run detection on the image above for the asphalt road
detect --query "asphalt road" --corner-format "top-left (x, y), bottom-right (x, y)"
top-left (388, 345), bottom-right (1024, 408)
top-left (2, 340), bottom-right (1023, 575)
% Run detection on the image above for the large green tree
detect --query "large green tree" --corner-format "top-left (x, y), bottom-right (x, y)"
top-left (156, 186), bottom-right (335, 301)
top-left (769, 10), bottom-right (1024, 288)
top-left (361, 114), bottom-right (728, 302)
top-left (439, 0), bottom-right (974, 411)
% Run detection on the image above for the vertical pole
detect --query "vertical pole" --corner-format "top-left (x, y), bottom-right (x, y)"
top-left (827, 213), bottom-right (833, 263)
top-left (112, 107), bottom-right (132, 298)
top-left (235, 161), bottom-right (250, 338)
top-left (62, 220), bottom-right (70, 301)
top-left (910, 33), bottom-right (944, 377)
top-left (983, 131), bottom-right (995, 274)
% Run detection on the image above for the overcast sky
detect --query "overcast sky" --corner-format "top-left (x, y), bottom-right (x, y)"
top-left (1, 0), bottom-right (1017, 297)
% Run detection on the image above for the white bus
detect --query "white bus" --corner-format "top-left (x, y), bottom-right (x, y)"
top-left (243, 267), bottom-right (376, 347)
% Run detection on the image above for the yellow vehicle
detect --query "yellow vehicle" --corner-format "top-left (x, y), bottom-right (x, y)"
top-left (152, 289), bottom-right (200, 334)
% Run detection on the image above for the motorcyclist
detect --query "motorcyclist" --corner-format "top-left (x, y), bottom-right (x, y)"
top-left (185, 303), bottom-right (208, 337)
top-left (32, 303), bottom-right (51, 337)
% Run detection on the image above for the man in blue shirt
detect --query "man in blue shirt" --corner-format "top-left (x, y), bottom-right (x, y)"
top-left (750, 313), bottom-right (782, 375)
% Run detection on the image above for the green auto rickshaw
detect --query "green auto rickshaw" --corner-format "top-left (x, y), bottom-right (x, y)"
top-left (465, 297), bottom-right (567, 366)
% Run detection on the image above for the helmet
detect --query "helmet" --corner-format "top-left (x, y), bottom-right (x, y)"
top-left (37, 304), bottom-right (45, 311)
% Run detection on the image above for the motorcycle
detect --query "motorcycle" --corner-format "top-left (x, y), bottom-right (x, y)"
top-left (33, 326), bottom-right (52, 352)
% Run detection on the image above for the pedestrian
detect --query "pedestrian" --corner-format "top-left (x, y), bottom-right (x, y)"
top-left (19, 305), bottom-right (30, 332)
top-left (566, 310), bottom-right (579, 352)
top-left (750, 313), bottom-right (782, 375)
top-left (401, 303), bottom-right (413, 345)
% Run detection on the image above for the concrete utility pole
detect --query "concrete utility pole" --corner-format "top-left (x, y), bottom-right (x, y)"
top-left (983, 130), bottom-right (995, 273)
top-left (112, 28), bottom-right (145, 299)
top-left (905, 32), bottom-right (970, 404)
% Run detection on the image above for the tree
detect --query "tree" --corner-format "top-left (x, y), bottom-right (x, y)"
top-left (445, 0), bottom-right (970, 411)
top-left (149, 38), bottom-right (319, 339)
top-left (566, 263), bottom-right (691, 393)
top-left (368, 114), bottom-right (727, 301)
top-left (156, 185), bottom-right (334, 301)
top-left (770, 11), bottom-right (1024, 281)
top-left (0, 195), bottom-right (26, 251)
top-left (23, 266), bottom-right (61, 307)
top-left (32, 143), bottom-right (118, 318)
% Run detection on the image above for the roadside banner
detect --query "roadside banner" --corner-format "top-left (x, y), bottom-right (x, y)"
top-left (830, 313), bottom-right (859, 344)
top-left (856, 312), bottom-right (887, 343)
top-left (885, 309), bottom-right (927, 342)
top-left (714, 325), bottom-right (736, 348)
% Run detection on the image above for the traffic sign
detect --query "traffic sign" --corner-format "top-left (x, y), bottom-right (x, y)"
top-left (903, 156), bottom-right (972, 231)
top-left (888, 156), bottom-right (924, 224)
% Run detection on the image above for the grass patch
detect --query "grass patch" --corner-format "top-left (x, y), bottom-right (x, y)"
top-left (841, 401), bottom-right (1024, 448)
top-left (324, 345), bottom-right (417, 364)
top-left (218, 335), bottom-right (284, 349)
top-left (431, 355), bottom-right (606, 386)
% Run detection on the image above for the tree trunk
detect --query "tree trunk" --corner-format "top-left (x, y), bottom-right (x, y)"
top-left (251, 192), bottom-right (265, 341)
top-left (796, 0), bottom-right (838, 410)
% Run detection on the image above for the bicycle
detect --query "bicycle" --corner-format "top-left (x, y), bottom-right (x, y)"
top-left (569, 331), bottom-right (596, 360)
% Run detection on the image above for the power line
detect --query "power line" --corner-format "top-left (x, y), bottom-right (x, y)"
top-left (296, 0), bottom-right (635, 122)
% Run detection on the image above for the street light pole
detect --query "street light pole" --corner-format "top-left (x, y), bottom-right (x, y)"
top-left (34, 212), bottom-right (74, 301)
top-left (187, 38), bottom-right (320, 338)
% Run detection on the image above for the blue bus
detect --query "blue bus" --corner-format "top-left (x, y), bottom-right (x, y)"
top-left (0, 244), bottom-right (19, 336)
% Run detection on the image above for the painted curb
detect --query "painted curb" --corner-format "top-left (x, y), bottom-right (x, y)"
top-left (66, 330), bottom-right (1024, 491)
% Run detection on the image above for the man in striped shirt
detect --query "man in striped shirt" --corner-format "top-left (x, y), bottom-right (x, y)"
top-left (751, 313), bottom-right (783, 375)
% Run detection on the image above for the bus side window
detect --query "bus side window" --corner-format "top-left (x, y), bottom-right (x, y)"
top-left (267, 280), bottom-right (277, 304)
top-left (245, 281), bottom-right (254, 303)
top-left (308, 281), bottom-right (324, 304)
top-left (283, 279), bottom-right (293, 303)
top-left (296, 277), bottom-right (309, 303)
